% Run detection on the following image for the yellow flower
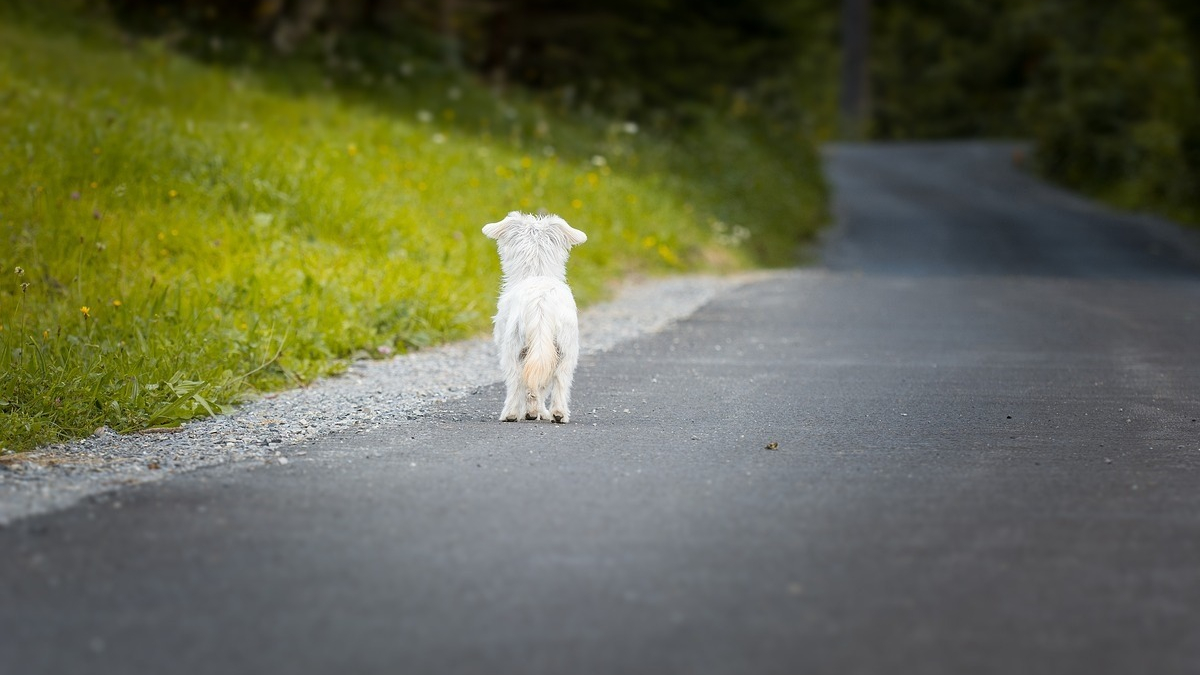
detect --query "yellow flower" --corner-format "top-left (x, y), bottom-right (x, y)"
top-left (80, 306), bottom-right (91, 318)
top-left (92, 147), bottom-right (102, 155)
top-left (657, 244), bottom-right (680, 266)
top-left (347, 143), bottom-right (359, 156)
top-left (43, 329), bottom-right (49, 339)
top-left (520, 156), bottom-right (533, 169)
top-left (169, 190), bottom-right (178, 198)
top-left (90, 181), bottom-right (98, 189)
top-left (571, 199), bottom-right (583, 209)
top-left (112, 299), bottom-right (122, 307)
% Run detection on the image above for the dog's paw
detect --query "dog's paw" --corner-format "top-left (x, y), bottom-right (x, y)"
top-left (551, 410), bottom-right (570, 424)
top-left (501, 412), bottom-right (520, 422)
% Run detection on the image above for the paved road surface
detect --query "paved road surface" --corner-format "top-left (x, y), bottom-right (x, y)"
top-left (3, 142), bottom-right (1199, 674)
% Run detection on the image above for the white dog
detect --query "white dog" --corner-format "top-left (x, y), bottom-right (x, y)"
top-left (482, 211), bottom-right (587, 423)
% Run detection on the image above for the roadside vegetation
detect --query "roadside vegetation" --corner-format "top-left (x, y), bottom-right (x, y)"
top-left (869, 0), bottom-right (1200, 227)
top-left (0, 2), bottom-right (832, 451)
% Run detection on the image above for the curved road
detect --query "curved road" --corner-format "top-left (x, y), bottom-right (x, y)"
top-left (3, 142), bottom-right (1200, 674)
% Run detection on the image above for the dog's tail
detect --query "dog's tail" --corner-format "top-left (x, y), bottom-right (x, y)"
top-left (521, 307), bottom-right (558, 396)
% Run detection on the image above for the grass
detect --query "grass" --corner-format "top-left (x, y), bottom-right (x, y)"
top-left (0, 10), bottom-right (828, 452)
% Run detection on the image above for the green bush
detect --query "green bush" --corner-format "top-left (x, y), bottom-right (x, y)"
top-left (1021, 0), bottom-right (1200, 223)
top-left (868, 0), bottom-right (1200, 225)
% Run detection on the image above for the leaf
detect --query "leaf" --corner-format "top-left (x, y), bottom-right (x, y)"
top-left (190, 392), bottom-right (216, 418)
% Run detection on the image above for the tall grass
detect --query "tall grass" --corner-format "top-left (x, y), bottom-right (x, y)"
top-left (0, 15), bottom-right (827, 451)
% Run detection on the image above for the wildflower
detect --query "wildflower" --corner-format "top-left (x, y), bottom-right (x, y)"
top-left (14, 266), bottom-right (23, 276)
top-left (93, 210), bottom-right (102, 220)
top-left (658, 244), bottom-right (679, 265)
top-left (90, 181), bottom-right (98, 189)
top-left (112, 299), bottom-right (122, 307)
top-left (70, 191), bottom-right (81, 200)
top-left (347, 143), bottom-right (359, 156)
top-left (20, 283), bottom-right (29, 293)
top-left (169, 190), bottom-right (178, 198)
top-left (417, 110), bottom-right (433, 124)
top-left (622, 121), bottom-right (639, 135)
top-left (571, 199), bottom-right (583, 209)
top-left (431, 133), bottom-right (446, 145)
top-left (520, 156), bottom-right (533, 169)
top-left (43, 329), bottom-right (49, 339)
top-left (95, 241), bottom-right (107, 251)
top-left (81, 306), bottom-right (91, 318)
top-left (377, 345), bottom-right (393, 356)
top-left (591, 155), bottom-right (607, 167)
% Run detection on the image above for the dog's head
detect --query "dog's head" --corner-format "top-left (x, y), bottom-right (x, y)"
top-left (483, 211), bottom-right (587, 282)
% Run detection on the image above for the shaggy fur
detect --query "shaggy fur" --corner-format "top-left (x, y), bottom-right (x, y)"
top-left (482, 211), bottom-right (587, 423)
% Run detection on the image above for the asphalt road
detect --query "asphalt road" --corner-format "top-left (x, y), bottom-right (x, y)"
top-left (3, 142), bottom-right (1199, 675)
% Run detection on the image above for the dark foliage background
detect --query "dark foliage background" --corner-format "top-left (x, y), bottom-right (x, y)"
top-left (870, 0), bottom-right (1200, 224)
top-left (100, 0), bottom-right (836, 136)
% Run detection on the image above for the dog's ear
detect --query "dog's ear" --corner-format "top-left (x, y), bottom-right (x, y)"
top-left (482, 212), bottom-right (521, 240)
top-left (549, 216), bottom-right (588, 246)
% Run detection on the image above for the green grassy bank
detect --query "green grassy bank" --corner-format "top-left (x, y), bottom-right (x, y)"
top-left (0, 11), bottom-right (828, 451)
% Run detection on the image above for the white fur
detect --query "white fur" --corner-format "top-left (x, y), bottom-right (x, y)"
top-left (483, 211), bottom-right (587, 423)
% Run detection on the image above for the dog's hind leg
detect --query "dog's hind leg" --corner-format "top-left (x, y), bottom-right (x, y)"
top-left (500, 379), bottom-right (525, 422)
top-left (548, 346), bottom-right (577, 424)
top-left (499, 339), bottom-right (526, 422)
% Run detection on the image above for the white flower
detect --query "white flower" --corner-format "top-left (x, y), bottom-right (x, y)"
top-left (432, 133), bottom-right (447, 144)
top-left (622, 121), bottom-right (639, 135)
top-left (417, 110), bottom-right (433, 124)
top-left (590, 155), bottom-right (607, 167)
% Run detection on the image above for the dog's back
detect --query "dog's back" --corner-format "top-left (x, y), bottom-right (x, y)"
top-left (496, 275), bottom-right (579, 397)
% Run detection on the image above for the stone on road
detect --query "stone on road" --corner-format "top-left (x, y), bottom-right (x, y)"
top-left (2, 142), bottom-right (1199, 675)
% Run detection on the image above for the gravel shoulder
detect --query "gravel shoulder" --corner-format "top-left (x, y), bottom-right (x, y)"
top-left (0, 273), bottom-right (755, 525)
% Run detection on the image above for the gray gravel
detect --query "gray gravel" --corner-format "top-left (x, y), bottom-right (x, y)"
top-left (0, 274), bottom-right (751, 525)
